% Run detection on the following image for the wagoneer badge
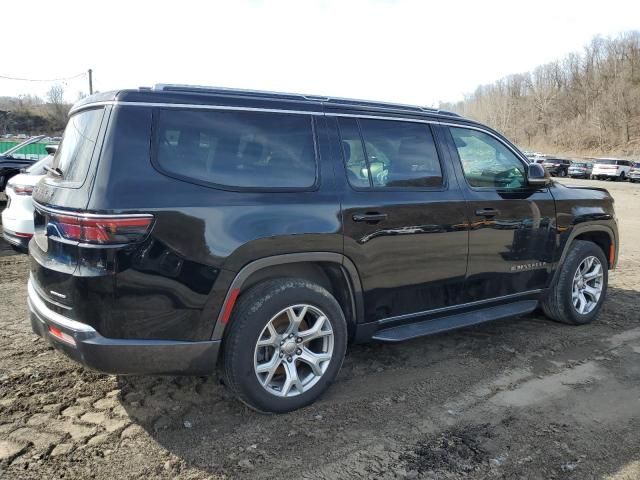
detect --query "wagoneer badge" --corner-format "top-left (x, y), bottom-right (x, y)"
top-left (510, 262), bottom-right (547, 272)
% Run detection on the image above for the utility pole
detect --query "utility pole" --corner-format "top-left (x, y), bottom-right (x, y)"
top-left (88, 69), bottom-right (93, 95)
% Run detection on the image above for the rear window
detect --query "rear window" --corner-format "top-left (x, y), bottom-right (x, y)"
top-left (154, 109), bottom-right (317, 189)
top-left (50, 108), bottom-right (105, 186)
top-left (595, 159), bottom-right (620, 165)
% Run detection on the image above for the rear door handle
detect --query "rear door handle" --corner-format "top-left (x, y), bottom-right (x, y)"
top-left (352, 212), bottom-right (388, 223)
top-left (475, 208), bottom-right (500, 217)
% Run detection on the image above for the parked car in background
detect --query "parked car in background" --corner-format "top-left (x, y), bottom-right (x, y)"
top-left (2, 147), bottom-right (56, 250)
top-left (0, 135), bottom-right (46, 191)
top-left (568, 162), bottom-right (593, 178)
top-left (628, 162), bottom-right (640, 183)
top-left (592, 159), bottom-right (633, 181)
top-left (27, 85), bottom-right (618, 413)
top-left (542, 158), bottom-right (571, 177)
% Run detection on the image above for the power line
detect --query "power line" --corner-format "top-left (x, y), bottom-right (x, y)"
top-left (0, 71), bottom-right (87, 82)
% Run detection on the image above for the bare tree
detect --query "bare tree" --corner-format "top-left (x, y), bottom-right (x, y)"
top-left (46, 84), bottom-right (69, 130)
top-left (441, 31), bottom-right (640, 156)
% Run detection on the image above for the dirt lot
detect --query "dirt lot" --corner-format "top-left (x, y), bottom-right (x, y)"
top-left (1, 178), bottom-right (639, 479)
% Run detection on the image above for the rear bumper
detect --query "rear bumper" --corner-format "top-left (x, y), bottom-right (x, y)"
top-left (2, 228), bottom-right (31, 250)
top-left (592, 171), bottom-right (620, 177)
top-left (27, 279), bottom-right (220, 375)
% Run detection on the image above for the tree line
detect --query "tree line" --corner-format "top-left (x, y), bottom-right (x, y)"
top-left (0, 85), bottom-right (71, 136)
top-left (441, 31), bottom-right (640, 157)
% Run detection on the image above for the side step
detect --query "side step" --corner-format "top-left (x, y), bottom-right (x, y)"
top-left (372, 300), bottom-right (538, 342)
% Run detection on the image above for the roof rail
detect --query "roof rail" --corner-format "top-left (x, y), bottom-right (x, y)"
top-left (152, 84), bottom-right (311, 101)
top-left (150, 84), bottom-right (463, 117)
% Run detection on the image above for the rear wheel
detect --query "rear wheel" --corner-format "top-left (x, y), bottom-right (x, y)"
top-left (619, 172), bottom-right (626, 181)
top-left (541, 240), bottom-right (608, 325)
top-left (222, 278), bottom-right (348, 413)
top-left (559, 169), bottom-right (567, 177)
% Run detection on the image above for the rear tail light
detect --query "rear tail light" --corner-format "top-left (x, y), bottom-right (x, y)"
top-left (46, 211), bottom-right (154, 245)
top-left (7, 183), bottom-right (34, 196)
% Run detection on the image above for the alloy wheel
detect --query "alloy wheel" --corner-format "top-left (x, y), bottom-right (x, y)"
top-left (254, 304), bottom-right (334, 397)
top-left (572, 256), bottom-right (604, 315)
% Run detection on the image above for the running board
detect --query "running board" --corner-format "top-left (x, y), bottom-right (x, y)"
top-left (372, 300), bottom-right (538, 342)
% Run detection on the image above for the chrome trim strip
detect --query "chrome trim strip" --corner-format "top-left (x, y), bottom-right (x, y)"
top-left (325, 111), bottom-right (436, 124)
top-left (28, 279), bottom-right (96, 333)
top-left (376, 289), bottom-right (543, 326)
top-left (70, 100), bottom-right (323, 116)
top-left (68, 102), bottom-right (526, 162)
top-left (32, 200), bottom-right (154, 219)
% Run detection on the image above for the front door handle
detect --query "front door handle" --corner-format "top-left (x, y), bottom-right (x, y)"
top-left (352, 212), bottom-right (388, 223)
top-left (475, 208), bottom-right (500, 217)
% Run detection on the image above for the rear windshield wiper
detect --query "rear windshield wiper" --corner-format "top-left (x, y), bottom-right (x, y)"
top-left (44, 166), bottom-right (63, 177)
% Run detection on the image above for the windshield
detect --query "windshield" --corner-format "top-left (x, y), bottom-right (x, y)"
top-left (25, 154), bottom-right (54, 175)
top-left (595, 159), bottom-right (618, 165)
top-left (50, 108), bottom-right (104, 186)
top-left (572, 163), bottom-right (587, 167)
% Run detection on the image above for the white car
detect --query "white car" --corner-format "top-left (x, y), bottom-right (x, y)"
top-left (591, 159), bottom-right (633, 181)
top-left (2, 151), bottom-right (54, 250)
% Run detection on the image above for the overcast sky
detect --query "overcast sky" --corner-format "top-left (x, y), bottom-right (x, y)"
top-left (1, 0), bottom-right (639, 106)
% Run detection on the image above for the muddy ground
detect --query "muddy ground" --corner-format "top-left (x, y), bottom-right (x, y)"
top-left (0, 178), bottom-right (639, 479)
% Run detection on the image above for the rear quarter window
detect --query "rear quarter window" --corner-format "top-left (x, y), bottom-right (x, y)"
top-left (48, 108), bottom-right (105, 187)
top-left (153, 109), bottom-right (318, 190)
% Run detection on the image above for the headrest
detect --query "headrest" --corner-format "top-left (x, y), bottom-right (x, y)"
top-left (342, 141), bottom-right (351, 161)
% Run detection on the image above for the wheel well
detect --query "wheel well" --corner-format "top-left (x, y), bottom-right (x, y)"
top-left (574, 231), bottom-right (612, 267)
top-left (240, 262), bottom-right (357, 341)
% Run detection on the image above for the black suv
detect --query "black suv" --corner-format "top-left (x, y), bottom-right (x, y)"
top-left (28, 86), bottom-right (618, 413)
top-left (542, 158), bottom-right (571, 177)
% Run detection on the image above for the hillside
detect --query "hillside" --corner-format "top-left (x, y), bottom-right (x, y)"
top-left (441, 31), bottom-right (640, 158)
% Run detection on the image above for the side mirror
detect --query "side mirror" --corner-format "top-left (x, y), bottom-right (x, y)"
top-left (527, 163), bottom-right (550, 186)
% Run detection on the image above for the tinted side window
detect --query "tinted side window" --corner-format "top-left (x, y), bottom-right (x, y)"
top-left (155, 110), bottom-right (317, 189)
top-left (359, 119), bottom-right (442, 188)
top-left (337, 117), bottom-right (370, 188)
top-left (450, 127), bottom-right (526, 189)
top-left (338, 118), bottom-right (443, 189)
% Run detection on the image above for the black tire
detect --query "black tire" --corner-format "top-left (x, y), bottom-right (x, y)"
top-left (619, 172), bottom-right (626, 182)
top-left (541, 240), bottom-right (608, 325)
top-left (559, 169), bottom-right (567, 177)
top-left (222, 278), bottom-right (348, 413)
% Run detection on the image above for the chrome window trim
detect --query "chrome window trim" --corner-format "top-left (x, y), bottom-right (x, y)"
top-left (28, 278), bottom-right (96, 333)
top-left (70, 101), bottom-right (323, 117)
top-left (68, 101), bottom-right (528, 163)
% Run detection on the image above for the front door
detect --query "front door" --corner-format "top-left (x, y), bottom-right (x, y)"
top-left (330, 115), bottom-right (469, 322)
top-left (443, 125), bottom-right (556, 302)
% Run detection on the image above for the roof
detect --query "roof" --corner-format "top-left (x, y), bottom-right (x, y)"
top-left (71, 84), bottom-right (466, 121)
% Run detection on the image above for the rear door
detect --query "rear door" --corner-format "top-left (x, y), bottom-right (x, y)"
top-left (442, 125), bottom-right (556, 302)
top-left (327, 115), bottom-right (469, 322)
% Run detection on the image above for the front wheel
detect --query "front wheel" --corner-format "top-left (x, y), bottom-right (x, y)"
top-left (559, 169), bottom-right (567, 177)
top-left (222, 278), bottom-right (348, 413)
top-left (541, 240), bottom-right (608, 325)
